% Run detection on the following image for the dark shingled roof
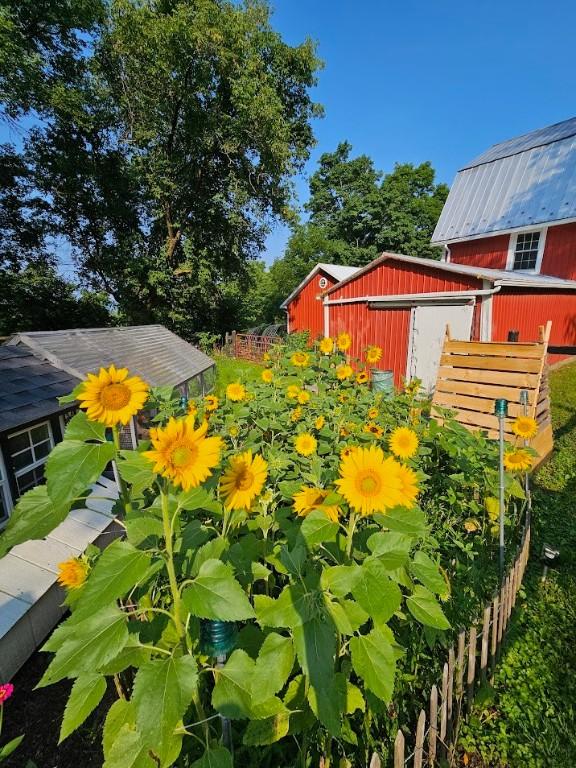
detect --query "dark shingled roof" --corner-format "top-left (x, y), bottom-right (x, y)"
top-left (0, 346), bottom-right (79, 433)
top-left (7, 325), bottom-right (215, 386)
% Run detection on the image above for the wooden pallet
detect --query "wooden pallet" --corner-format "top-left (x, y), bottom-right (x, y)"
top-left (431, 322), bottom-right (553, 466)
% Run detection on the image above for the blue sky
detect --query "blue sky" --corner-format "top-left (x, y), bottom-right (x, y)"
top-left (262, 0), bottom-right (576, 264)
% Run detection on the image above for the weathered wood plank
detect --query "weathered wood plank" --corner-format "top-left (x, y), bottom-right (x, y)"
top-left (394, 730), bottom-right (405, 768)
top-left (433, 391), bottom-right (527, 417)
top-left (480, 605), bottom-right (491, 678)
top-left (456, 630), bottom-right (466, 700)
top-left (447, 647), bottom-right (455, 740)
top-left (369, 753), bottom-right (381, 768)
top-left (467, 626), bottom-right (477, 712)
top-left (436, 365), bottom-right (540, 388)
top-left (429, 684), bottom-right (438, 767)
top-left (443, 340), bottom-right (543, 358)
top-left (439, 353), bottom-right (542, 373)
top-left (490, 595), bottom-right (499, 675)
top-left (440, 662), bottom-right (448, 751)
top-left (414, 709), bottom-right (426, 768)
top-left (435, 378), bottom-right (535, 404)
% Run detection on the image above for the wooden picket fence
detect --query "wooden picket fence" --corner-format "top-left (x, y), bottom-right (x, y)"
top-left (390, 521), bottom-right (531, 768)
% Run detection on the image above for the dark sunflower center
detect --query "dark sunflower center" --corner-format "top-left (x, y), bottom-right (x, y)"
top-left (235, 466), bottom-right (254, 490)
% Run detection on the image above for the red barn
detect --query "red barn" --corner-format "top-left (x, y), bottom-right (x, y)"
top-left (281, 263), bottom-right (359, 338)
top-left (282, 117), bottom-right (576, 390)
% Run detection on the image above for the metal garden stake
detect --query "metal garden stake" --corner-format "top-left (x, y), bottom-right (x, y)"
top-left (200, 620), bottom-right (236, 754)
top-left (494, 398), bottom-right (508, 579)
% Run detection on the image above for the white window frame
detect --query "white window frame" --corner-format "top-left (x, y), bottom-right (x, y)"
top-left (506, 227), bottom-right (547, 273)
top-left (7, 420), bottom-right (55, 496)
top-left (0, 449), bottom-right (13, 524)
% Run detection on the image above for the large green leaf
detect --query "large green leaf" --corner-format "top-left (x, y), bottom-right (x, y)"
top-left (39, 605), bottom-right (129, 686)
top-left (299, 509), bottom-right (339, 547)
top-left (125, 515), bottom-right (164, 548)
top-left (64, 411), bottom-right (107, 442)
top-left (293, 615), bottom-right (340, 735)
top-left (376, 506), bottom-right (427, 537)
top-left (254, 584), bottom-right (313, 628)
top-left (132, 655), bottom-right (198, 765)
top-left (0, 735), bottom-right (24, 760)
top-left (211, 649), bottom-right (255, 719)
top-left (406, 585), bottom-right (451, 630)
top-left (367, 531), bottom-right (413, 569)
top-left (190, 747), bottom-right (233, 768)
top-left (350, 628), bottom-right (397, 703)
top-left (252, 633), bottom-right (294, 700)
top-left (243, 712), bottom-right (290, 746)
top-left (177, 486), bottom-right (222, 513)
top-left (118, 451), bottom-right (157, 496)
top-left (351, 559), bottom-right (402, 625)
top-left (182, 559), bottom-right (255, 621)
top-left (59, 673), bottom-right (107, 742)
top-left (103, 724), bottom-right (156, 768)
top-left (320, 564), bottom-right (362, 598)
top-left (410, 552), bottom-right (449, 597)
top-left (74, 540), bottom-right (152, 619)
top-left (0, 485), bottom-right (70, 557)
top-left (46, 440), bottom-right (116, 508)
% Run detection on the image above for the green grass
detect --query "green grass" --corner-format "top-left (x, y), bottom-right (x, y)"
top-left (214, 353), bottom-right (263, 396)
top-left (459, 361), bottom-right (576, 767)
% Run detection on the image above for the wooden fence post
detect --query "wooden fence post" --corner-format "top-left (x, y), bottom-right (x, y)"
top-left (369, 753), bottom-right (381, 768)
top-left (440, 663), bottom-right (448, 757)
top-left (466, 626), bottom-right (477, 713)
top-left (414, 709), bottom-right (426, 768)
top-left (490, 594), bottom-right (499, 677)
top-left (480, 605), bottom-right (491, 682)
top-left (394, 730), bottom-right (405, 768)
top-left (429, 684), bottom-right (438, 767)
top-left (447, 647), bottom-right (455, 744)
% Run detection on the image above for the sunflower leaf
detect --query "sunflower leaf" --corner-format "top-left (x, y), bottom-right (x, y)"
top-left (46, 440), bottom-right (116, 509)
top-left (350, 628), bottom-right (396, 703)
top-left (212, 649), bottom-right (255, 719)
top-left (59, 673), bottom-right (107, 743)
top-left (0, 485), bottom-right (71, 557)
top-left (299, 509), bottom-right (339, 547)
top-left (351, 558), bottom-right (402, 625)
top-left (182, 559), bottom-right (255, 620)
top-left (64, 410), bottom-right (108, 442)
top-left (406, 585), bottom-right (451, 630)
top-left (410, 551), bottom-right (448, 597)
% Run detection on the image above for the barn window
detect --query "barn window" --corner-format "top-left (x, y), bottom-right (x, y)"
top-left (508, 229), bottom-right (546, 272)
top-left (7, 421), bottom-right (54, 497)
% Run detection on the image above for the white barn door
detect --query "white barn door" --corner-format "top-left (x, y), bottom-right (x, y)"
top-left (407, 304), bottom-right (474, 393)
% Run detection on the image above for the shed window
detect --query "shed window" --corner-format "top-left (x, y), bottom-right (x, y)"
top-left (7, 421), bottom-right (54, 497)
top-left (0, 463), bottom-right (9, 522)
top-left (511, 231), bottom-right (541, 271)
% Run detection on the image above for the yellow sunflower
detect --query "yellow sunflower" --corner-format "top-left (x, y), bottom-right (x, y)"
top-left (356, 370), bottom-right (369, 384)
top-left (396, 463), bottom-right (419, 507)
top-left (338, 392), bottom-right (351, 403)
top-left (293, 486), bottom-right (340, 522)
top-left (220, 450), bottom-right (268, 511)
top-left (204, 394), bottom-right (219, 412)
top-left (389, 427), bottom-right (419, 460)
top-left (294, 432), bottom-right (317, 456)
top-left (263, 352), bottom-right (271, 362)
top-left (319, 336), bottom-right (334, 355)
top-left (503, 448), bottom-right (533, 472)
top-left (77, 365), bottom-right (149, 427)
top-left (297, 390), bottom-right (311, 405)
top-left (290, 406), bottom-right (303, 422)
top-left (226, 382), bottom-right (247, 402)
top-left (57, 557), bottom-right (89, 590)
top-left (228, 425), bottom-right (239, 438)
top-left (336, 364), bottom-right (353, 381)
top-left (363, 422), bottom-right (384, 438)
top-left (368, 407), bottom-right (379, 420)
top-left (337, 332), bottom-right (352, 352)
top-left (335, 446), bottom-right (417, 516)
top-left (291, 351), bottom-right (310, 368)
top-left (365, 345), bottom-right (383, 365)
top-left (286, 384), bottom-right (300, 399)
top-left (511, 416), bottom-right (538, 440)
top-left (261, 368), bottom-right (274, 384)
top-left (144, 417), bottom-right (223, 490)
top-left (340, 445), bottom-right (357, 460)
top-left (315, 415), bottom-right (325, 430)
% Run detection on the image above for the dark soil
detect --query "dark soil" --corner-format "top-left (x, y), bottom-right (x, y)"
top-left (2, 649), bottom-right (115, 768)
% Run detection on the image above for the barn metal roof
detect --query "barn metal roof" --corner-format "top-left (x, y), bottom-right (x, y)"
top-left (7, 325), bottom-right (214, 387)
top-left (325, 252), bottom-right (576, 295)
top-left (280, 263), bottom-right (360, 309)
top-left (0, 345), bottom-right (79, 433)
top-left (432, 117), bottom-right (576, 244)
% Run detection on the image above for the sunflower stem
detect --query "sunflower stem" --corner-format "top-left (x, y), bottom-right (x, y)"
top-left (112, 425), bottom-right (132, 516)
top-left (160, 488), bottom-right (185, 645)
top-left (346, 512), bottom-right (358, 560)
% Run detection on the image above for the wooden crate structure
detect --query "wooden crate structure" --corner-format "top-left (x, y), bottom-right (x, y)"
top-left (431, 322), bottom-right (553, 466)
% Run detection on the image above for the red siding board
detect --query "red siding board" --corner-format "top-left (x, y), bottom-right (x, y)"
top-left (287, 270), bottom-right (336, 338)
top-left (542, 222), bottom-right (576, 280)
top-left (492, 290), bottom-right (576, 365)
top-left (449, 235), bottom-right (509, 269)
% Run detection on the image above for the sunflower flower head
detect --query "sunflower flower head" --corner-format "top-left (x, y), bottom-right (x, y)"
top-left (226, 382), bottom-right (247, 402)
top-left (319, 337), bottom-right (334, 355)
top-left (286, 384), bottom-right (300, 399)
top-left (204, 394), bottom-right (219, 412)
top-left (335, 445), bottom-right (418, 516)
top-left (291, 351), bottom-right (310, 368)
top-left (293, 486), bottom-right (340, 522)
top-left (340, 445), bottom-right (357, 460)
top-left (261, 369), bottom-right (274, 384)
top-left (389, 427), bottom-right (419, 460)
top-left (144, 416), bottom-right (223, 490)
top-left (337, 332), bottom-right (352, 352)
top-left (336, 364), bottom-right (353, 381)
top-left (368, 407), bottom-right (379, 420)
top-left (294, 432), bottom-right (317, 456)
top-left (228, 424), bottom-right (239, 438)
top-left (315, 415), bottom-right (325, 430)
top-left (356, 370), bottom-right (369, 384)
top-left (503, 448), bottom-right (533, 473)
top-left (297, 390), bottom-right (311, 405)
top-left (511, 416), bottom-right (538, 440)
top-left (77, 365), bottom-right (149, 427)
top-left (365, 346), bottom-right (383, 365)
top-left (290, 406), bottom-right (303, 422)
top-left (363, 422), bottom-right (384, 438)
top-left (57, 557), bottom-right (89, 590)
top-left (220, 450), bottom-right (268, 511)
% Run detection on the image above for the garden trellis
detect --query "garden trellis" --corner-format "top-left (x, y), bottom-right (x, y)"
top-left (431, 322), bottom-right (553, 467)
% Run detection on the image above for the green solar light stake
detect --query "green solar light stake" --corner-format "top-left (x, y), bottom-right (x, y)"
top-left (200, 620), bottom-right (236, 753)
top-left (494, 398), bottom-right (508, 579)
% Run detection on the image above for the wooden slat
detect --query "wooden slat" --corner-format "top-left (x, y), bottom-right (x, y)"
top-left (433, 391), bottom-right (528, 418)
top-left (444, 340), bottom-right (543, 358)
top-left (394, 730), bottom-right (405, 768)
top-left (435, 407), bottom-right (509, 433)
top-left (456, 630), bottom-right (466, 700)
top-left (447, 647), bottom-right (455, 726)
top-left (497, 584), bottom-right (505, 643)
top-left (429, 685), bottom-right (438, 767)
top-left (490, 595), bottom-right (499, 670)
top-left (467, 626), bottom-right (477, 711)
top-left (440, 663), bottom-right (448, 748)
top-left (480, 605), bottom-right (491, 677)
top-left (369, 753), bottom-right (381, 768)
top-left (436, 365), bottom-right (540, 388)
top-left (414, 709), bottom-right (426, 768)
top-left (435, 378), bottom-right (535, 404)
top-left (439, 353), bottom-right (542, 373)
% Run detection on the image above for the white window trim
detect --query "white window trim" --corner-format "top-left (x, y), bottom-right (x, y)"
top-left (0, 448), bottom-right (13, 524)
top-left (8, 420), bottom-right (55, 481)
top-left (506, 227), bottom-right (547, 273)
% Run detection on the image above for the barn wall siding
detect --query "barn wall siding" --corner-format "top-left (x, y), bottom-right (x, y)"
top-left (448, 235), bottom-right (509, 269)
top-left (492, 290), bottom-right (576, 364)
top-left (328, 259), bottom-right (482, 300)
top-left (541, 222), bottom-right (576, 280)
top-left (287, 270), bottom-right (337, 338)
